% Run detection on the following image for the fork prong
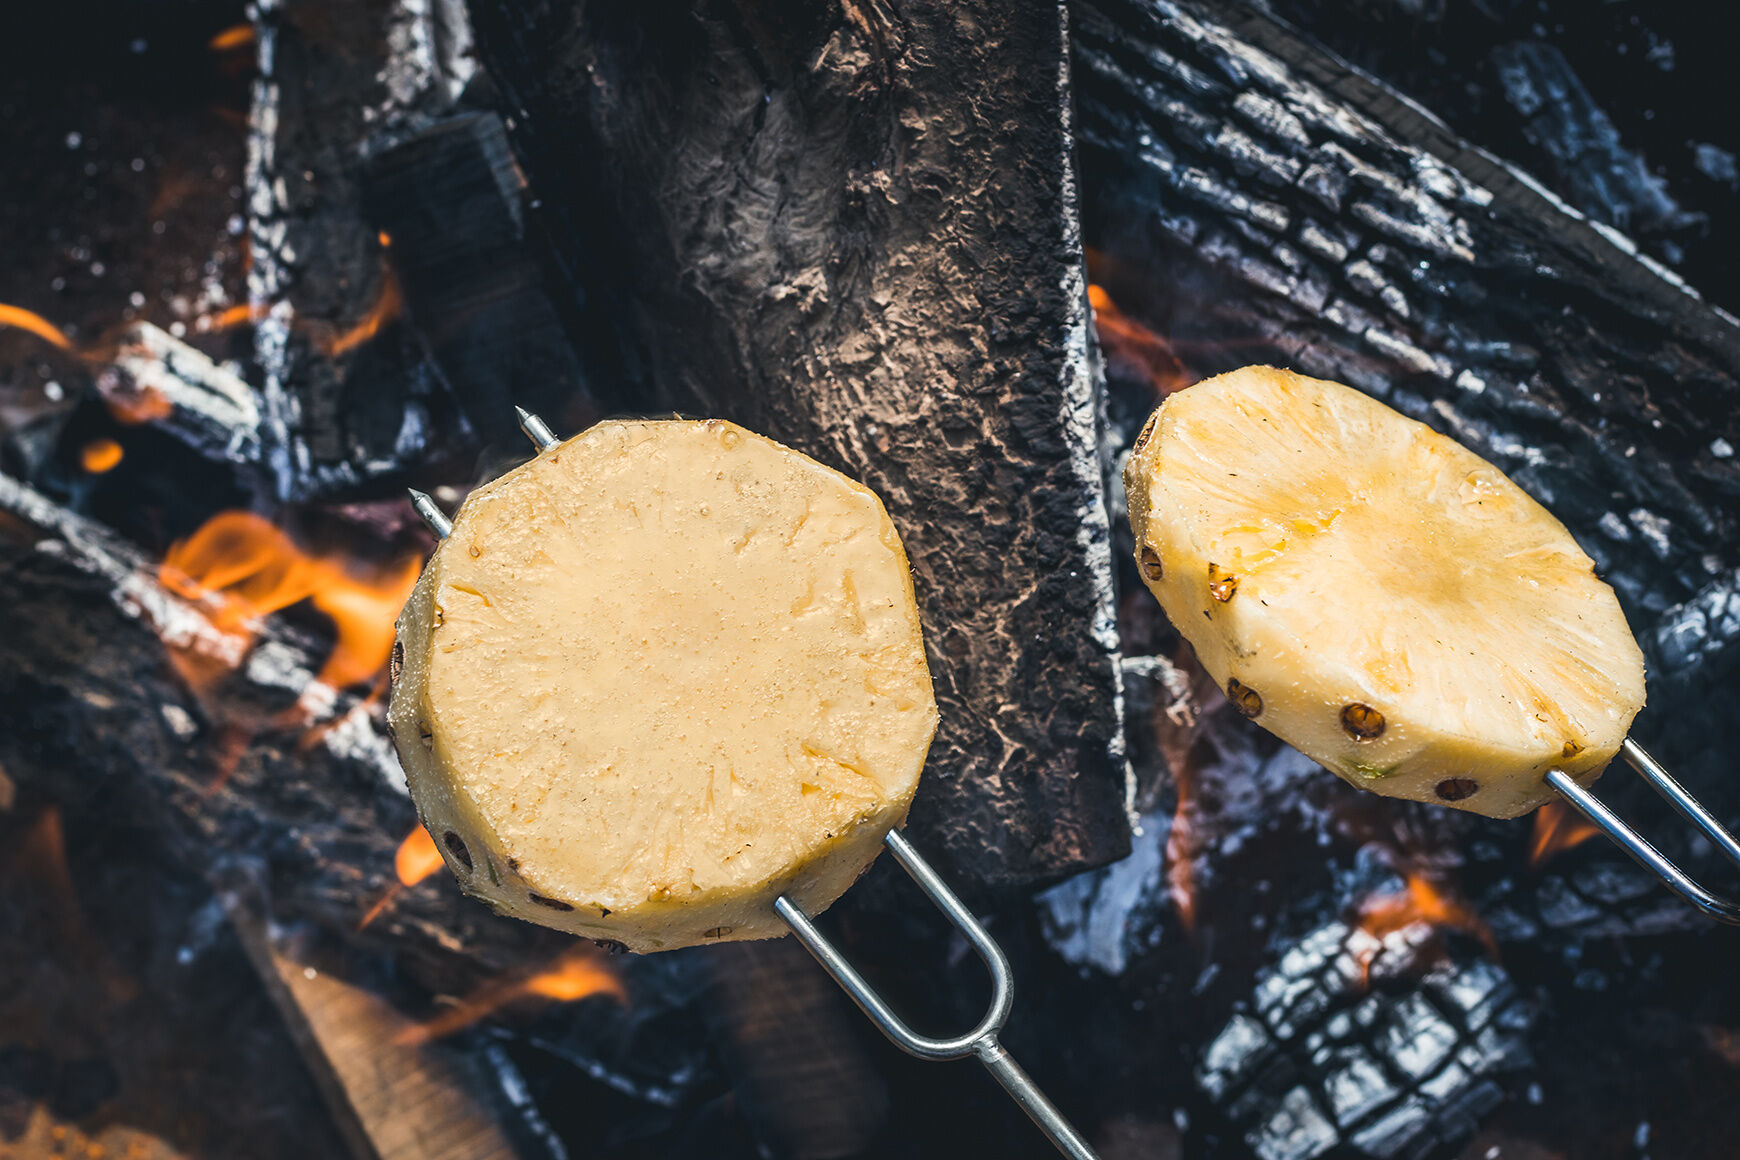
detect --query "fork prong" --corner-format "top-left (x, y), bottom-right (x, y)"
top-left (407, 488), bottom-right (453, 539)
top-left (515, 406), bottom-right (559, 451)
top-left (1619, 738), bottom-right (1740, 869)
top-left (1547, 765), bottom-right (1740, 925)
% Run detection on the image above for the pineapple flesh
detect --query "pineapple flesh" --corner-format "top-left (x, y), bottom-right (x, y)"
top-left (1123, 366), bottom-right (1646, 818)
top-left (388, 419), bottom-right (939, 952)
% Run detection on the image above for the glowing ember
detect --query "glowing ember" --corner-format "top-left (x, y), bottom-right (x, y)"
top-left (80, 438), bottom-right (124, 474)
top-left (1164, 763), bottom-right (1198, 933)
top-left (1529, 801), bottom-right (1603, 869)
top-left (200, 302), bottom-right (265, 333)
top-left (104, 383), bottom-right (174, 425)
top-left (395, 947), bottom-right (627, 1046)
top-left (1087, 283), bottom-right (1192, 396)
top-left (326, 271), bottom-right (401, 356)
top-left (1353, 871), bottom-right (1495, 983)
top-left (209, 23), bottom-right (256, 51)
top-left (158, 511), bottom-right (419, 692)
top-left (0, 303), bottom-right (73, 351)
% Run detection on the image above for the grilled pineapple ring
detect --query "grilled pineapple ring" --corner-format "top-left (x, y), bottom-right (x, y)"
top-left (389, 419), bottom-right (939, 952)
top-left (1124, 366), bottom-right (1645, 818)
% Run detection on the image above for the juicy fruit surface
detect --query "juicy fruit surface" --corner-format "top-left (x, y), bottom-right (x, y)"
top-left (388, 420), bottom-right (939, 951)
top-left (1123, 366), bottom-right (1646, 818)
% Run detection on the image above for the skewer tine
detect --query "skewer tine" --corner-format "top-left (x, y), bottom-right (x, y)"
top-left (1547, 737), bottom-right (1740, 925)
top-left (774, 832), bottom-right (1100, 1160)
top-left (407, 488), bottom-right (452, 540)
top-left (515, 406), bottom-right (559, 451)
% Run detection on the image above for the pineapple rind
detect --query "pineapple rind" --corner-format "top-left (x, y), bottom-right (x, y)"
top-left (1124, 366), bottom-right (1646, 819)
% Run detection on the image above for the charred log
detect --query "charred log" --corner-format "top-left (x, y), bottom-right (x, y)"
top-left (464, 0), bottom-right (1132, 889)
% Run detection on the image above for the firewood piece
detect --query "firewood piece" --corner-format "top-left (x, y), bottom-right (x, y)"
top-left (226, 898), bottom-right (519, 1160)
top-left (464, 0), bottom-right (1132, 888)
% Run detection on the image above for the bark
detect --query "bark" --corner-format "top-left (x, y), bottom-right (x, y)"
top-left (464, 0), bottom-right (1133, 889)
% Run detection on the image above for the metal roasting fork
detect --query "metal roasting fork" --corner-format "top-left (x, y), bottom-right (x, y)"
top-left (1547, 740), bottom-right (1740, 925)
top-left (402, 407), bottom-right (1103, 1160)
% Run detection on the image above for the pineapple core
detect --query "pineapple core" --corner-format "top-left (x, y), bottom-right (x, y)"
top-left (388, 420), bottom-right (938, 952)
top-left (1123, 366), bottom-right (1645, 818)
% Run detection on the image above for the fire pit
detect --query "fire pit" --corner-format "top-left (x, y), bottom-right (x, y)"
top-left (3, 0), bottom-right (1739, 1157)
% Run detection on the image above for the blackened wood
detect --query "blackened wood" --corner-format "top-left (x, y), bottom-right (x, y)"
top-left (364, 113), bottom-right (600, 450)
top-left (464, 0), bottom-right (1132, 889)
top-left (250, 0), bottom-right (601, 497)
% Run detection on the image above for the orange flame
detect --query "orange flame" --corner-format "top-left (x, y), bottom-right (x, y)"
top-left (81, 438), bottom-right (124, 474)
top-left (0, 303), bottom-right (74, 351)
top-left (158, 511), bottom-right (419, 692)
top-left (326, 271), bottom-right (401, 356)
top-left (209, 23), bottom-right (256, 51)
top-left (1529, 801), bottom-right (1603, 869)
top-left (358, 826), bottom-right (448, 929)
top-left (1353, 871), bottom-right (1495, 984)
top-left (395, 947), bottom-right (627, 1046)
top-left (1088, 284), bottom-right (1192, 397)
top-left (397, 825), bottom-right (445, 886)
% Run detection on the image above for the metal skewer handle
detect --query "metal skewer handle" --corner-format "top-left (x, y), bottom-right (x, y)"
top-left (776, 831), bottom-right (1101, 1160)
top-left (1549, 738), bottom-right (1740, 925)
top-left (408, 409), bottom-right (1102, 1160)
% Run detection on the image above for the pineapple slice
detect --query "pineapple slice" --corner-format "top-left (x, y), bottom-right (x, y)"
top-left (1123, 366), bottom-right (1645, 818)
top-left (388, 419), bottom-right (939, 952)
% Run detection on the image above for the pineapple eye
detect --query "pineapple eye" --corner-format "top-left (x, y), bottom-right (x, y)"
top-left (1139, 546), bottom-right (1164, 581)
top-left (442, 829), bottom-right (473, 873)
top-left (1133, 412), bottom-right (1157, 453)
top-left (528, 893), bottom-right (575, 911)
top-left (1340, 703), bottom-right (1385, 740)
top-left (1226, 678), bottom-right (1263, 718)
top-left (1434, 778), bottom-right (1479, 802)
top-left (1561, 740), bottom-right (1584, 760)
top-left (391, 639), bottom-right (404, 684)
top-left (1207, 563), bottom-right (1238, 602)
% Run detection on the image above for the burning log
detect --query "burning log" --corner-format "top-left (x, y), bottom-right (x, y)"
top-left (463, 0), bottom-right (1132, 888)
top-left (0, 470), bottom-right (563, 991)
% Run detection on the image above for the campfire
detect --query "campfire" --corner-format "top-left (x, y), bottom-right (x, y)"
top-left (3, 0), bottom-right (1739, 1158)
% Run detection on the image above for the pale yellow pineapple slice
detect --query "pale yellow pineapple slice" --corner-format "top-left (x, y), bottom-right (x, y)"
top-left (1123, 366), bottom-right (1645, 818)
top-left (388, 419), bottom-right (938, 952)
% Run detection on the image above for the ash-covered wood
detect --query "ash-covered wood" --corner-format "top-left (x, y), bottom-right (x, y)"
top-left (1195, 921), bottom-right (1532, 1160)
top-left (464, 0), bottom-right (1132, 889)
